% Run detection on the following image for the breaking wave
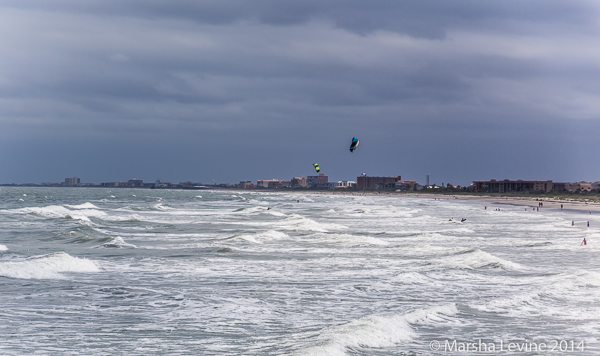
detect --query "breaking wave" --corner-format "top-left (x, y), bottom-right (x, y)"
top-left (295, 304), bottom-right (458, 356)
top-left (278, 214), bottom-right (348, 233)
top-left (100, 236), bottom-right (138, 249)
top-left (434, 249), bottom-right (526, 271)
top-left (234, 230), bottom-right (289, 244)
top-left (5, 205), bottom-right (106, 222)
top-left (0, 252), bottom-right (99, 279)
top-left (65, 202), bottom-right (100, 209)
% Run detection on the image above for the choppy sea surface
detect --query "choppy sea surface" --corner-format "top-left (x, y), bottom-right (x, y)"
top-left (0, 187), bottom-right (599, 355)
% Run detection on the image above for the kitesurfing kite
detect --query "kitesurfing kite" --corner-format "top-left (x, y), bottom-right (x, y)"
top-left (313, 163), bottom-right (320, 173)
top-left (349, 137), bottom-right (359, 152)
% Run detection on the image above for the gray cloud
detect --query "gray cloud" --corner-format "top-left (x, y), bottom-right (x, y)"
top-left (1, 1), bottom-right (600, 185)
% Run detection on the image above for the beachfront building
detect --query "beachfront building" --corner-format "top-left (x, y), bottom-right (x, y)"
top-left (63, 177), bottom-right (80, 186)
top-left (277, 181), bottom-right (291, 188)
top-left (357, 176), bottom-right (401, 190)
top-left (153, 179), bottom-right (171, 188)
top-left (327, 180), bottom-right (357, 189)
top-left (473, 179), bottom-right (568, 193)
top-left (396, 180), bottom-right (420, 191)
top-left (566, 181), bottom-right (595, 192)
top-left (101, 181), bottom-right (128, 187)
top-left (307, 174), bottom-right (328, 188)
top-left (256, 179), bottom-right (291, 188)
top-left (338, 180), bottom-right (357, 188)
top-left (257, 179), bottom-right (281, 188)
top-left (128, 179), bottom-right (144, 187)
top-left (238, 181), bottom-right (254, 189)
top-left (291, 176), bottom-right (307, 188)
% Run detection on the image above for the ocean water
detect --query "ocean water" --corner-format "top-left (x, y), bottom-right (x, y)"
top-left (0, 187), bottom-right (598, 355)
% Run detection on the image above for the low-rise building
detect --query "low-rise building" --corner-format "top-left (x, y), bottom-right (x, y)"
top-left (307, 174), bottom-right (328, 188)
top-left (101, 182), bottom-right (121, 187)
top-left (473, 179), bottom-right (568, 193)
top-left (291, 176), bottom-right (307, 188)
top-left (396, 180), bottom-right (420, 191)
top-left (357, 176), bottom-right (401, 190)
top-left (128, 179), bottom-right (144, 187)
top-left (63, 177), bottom-right (80, 187)
top-left (337, 180), bottom-right (356, 188)
top-left (567, 181), bottom-right (593, 192)
top-left (257, 179), bottom-right (286, 188)
top-left (153, 179), bottom-right (171, 188)
top-left (326, 181), bottom-right (357, 189)
top-left (237, 181), bottom-right (254, 189)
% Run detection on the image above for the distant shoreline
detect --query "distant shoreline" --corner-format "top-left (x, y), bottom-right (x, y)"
top-left (281, 190), bottom-right (600, 213)
top-left (3, 184), bottom-right (600, 213)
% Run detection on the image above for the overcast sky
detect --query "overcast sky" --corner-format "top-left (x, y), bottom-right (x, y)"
top-left (1, 1), bottom-right (600, 185)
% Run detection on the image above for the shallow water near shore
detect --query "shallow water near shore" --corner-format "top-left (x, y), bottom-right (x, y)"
top-left (0, 187), bottom-right (598, 355)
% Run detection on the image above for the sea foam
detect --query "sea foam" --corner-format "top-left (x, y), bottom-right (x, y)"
top-left (434, 249), bottom-right (525, 271)
top-left (235, 230), bottom-right (289, 244)
top-left (100, 236), bottom-right (138, 249)
top-left (0, 252), bottom-right (99, 279)
top-left (296, 304), bottom-right (458, 356)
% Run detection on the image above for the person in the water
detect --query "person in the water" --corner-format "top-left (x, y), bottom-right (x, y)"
top-left (581, 238), bottom-right (587, 246)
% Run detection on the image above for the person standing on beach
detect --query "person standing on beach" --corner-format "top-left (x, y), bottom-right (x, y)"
top-left (561, 204), bottom-right (563, 210)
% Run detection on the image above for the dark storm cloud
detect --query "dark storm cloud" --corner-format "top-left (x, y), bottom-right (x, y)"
top-left (1, 1), bottom-right (600, 184)
top-left (8, 0), bottom-right (598, 37)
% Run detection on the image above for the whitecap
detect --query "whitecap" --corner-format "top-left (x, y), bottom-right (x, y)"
top-left (278, 214), bottom-right (347, 233)
top-left (434, 249), bottom-right (526, 271)
top-left (100, 236), bottom-right (137, 249)
top-left (0, 252), bottom-right (99, 279)
top-left (152, 203), bottom-right (173, 211)
top-left (6, 205), bottom-right (106, 222)
top-left (295, 304), bottom-right (457, 356)
top-left (234, 230), bottom-right (289, 244)
top-left (65, 202), bottom-right (100, 209)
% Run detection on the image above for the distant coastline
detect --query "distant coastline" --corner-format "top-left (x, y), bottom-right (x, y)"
top-left (3, 184), bottom-right (600, 213)
top-left (277, 190), bottom-right (600, 213)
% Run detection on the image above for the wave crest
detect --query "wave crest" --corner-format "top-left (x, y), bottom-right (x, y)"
top-left (0, 252), bottom-right (99, 279)
top-left (295, 304), bottom-right (458, 356)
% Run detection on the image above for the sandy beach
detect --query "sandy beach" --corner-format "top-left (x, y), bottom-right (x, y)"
top-left (290, 190), bottom-right (600, 213)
